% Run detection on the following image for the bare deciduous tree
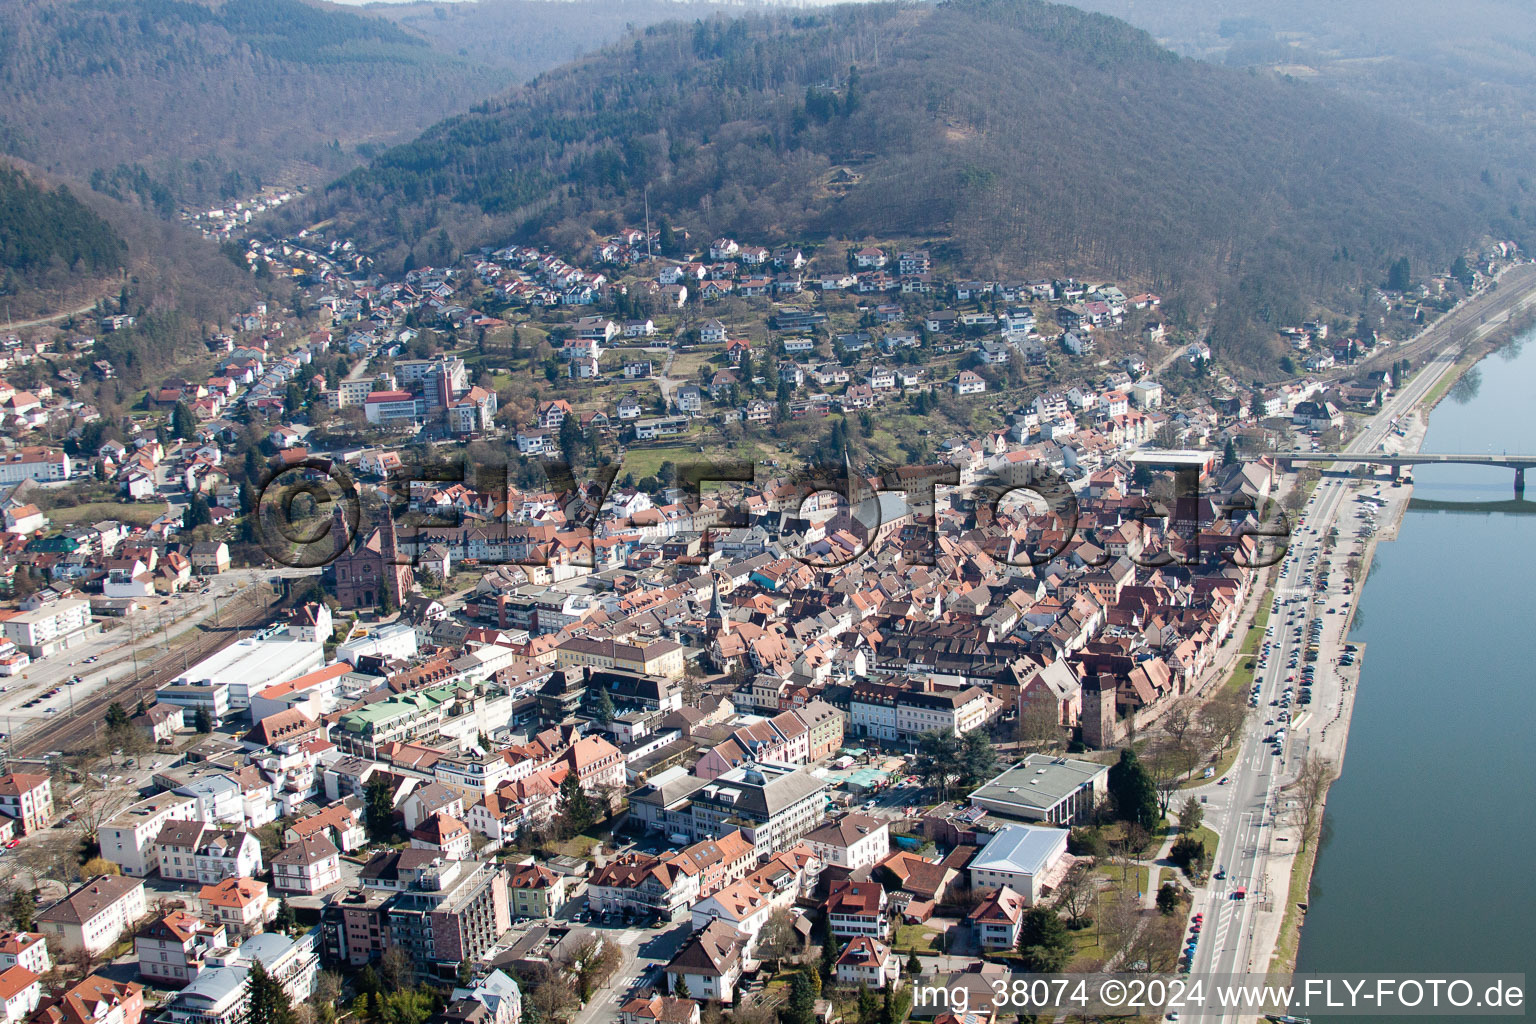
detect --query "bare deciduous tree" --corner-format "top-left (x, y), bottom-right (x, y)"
top-left (1145, 744), bottom-right (1182, 817)
top-left (1054, 862), bottom-right (1097, 929)
top-left (1161, 699), bottom-right (1196, 750)
top-left (1293, 753), bottom-right (1335, 852)
top-left (525, 961), bottom-right (577, 1022)
top-left (1015, 696), bottom-right (1064, 753)
top-left (1200, 695), bottom-right (1247, 753)
top-left (71, 778), bottom-right (137, 846)
top-left (754, 908), bottom-right (799, 963)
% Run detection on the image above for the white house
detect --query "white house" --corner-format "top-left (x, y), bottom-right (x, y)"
top-left (271, 835), bottom-right (342, 895)
top-left (966, 825), bottom-right (1070, 904)
top-left (37, 876), bottom-right (147, 956)
top-left (689, 879), bottom-right (773, 951)
top-left (834, 936), bottom-right (898, 988)
top-left (952, 370), bottom-right (986, 396)
top-left (803, 814), bottom-right (889, 871)
top-left (0, 966), bottom-right (39, 1024)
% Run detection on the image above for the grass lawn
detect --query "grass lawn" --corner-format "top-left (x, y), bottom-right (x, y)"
top-left (1186, 826), bottom-right (1220, 866)
top-left (549, 834), bottom-right (601, 858)
top-left (47, 501), bottom-right (164, 527)
top-left (1422, 348), bottom-right (1481, 408)
top-left (1098, 820), bottom-right (1166, 858)
top-left (1066, 920), bottom-right (1109, 969)
top-left (1191, 740), bottom-right (1245, 789)
top-left (1270, 834), bottom-right (1321, 972)
top-left (619, 435), bottom-right (775, 484)
top-left (667, 349), bottom-right (719, 381)
top-left (892, 924), bottom-right (939, 953)
top-left (617, 445), bottom-right (690, 483)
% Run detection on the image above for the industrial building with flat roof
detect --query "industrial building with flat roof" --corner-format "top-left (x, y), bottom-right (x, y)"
top-left (157, 637), bottom-right (324, 718)
top-left (967, 754), bottom-right (1109, 825)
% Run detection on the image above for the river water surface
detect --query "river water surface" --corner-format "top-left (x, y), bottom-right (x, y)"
top-left (1294, 336), bottom-right (1536, 1005)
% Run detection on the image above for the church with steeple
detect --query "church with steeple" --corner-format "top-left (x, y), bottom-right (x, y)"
top-left (326, 498), bottom-right (413, 612)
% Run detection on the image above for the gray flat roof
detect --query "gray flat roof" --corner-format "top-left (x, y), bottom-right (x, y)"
top-left (968, 755), bottom-right (1107, 814)
top-left (969, 824), bottom-right (1069, 877)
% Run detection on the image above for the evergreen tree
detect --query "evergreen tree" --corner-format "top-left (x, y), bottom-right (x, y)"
top-left (558, 415), bottom-right (582, 465)
top-left (365, 775), bottom-right (395, 841)
top-left (1016, 906), bottom-right (1073, 972)
top-left (818, 919), bottom-right (838, 983)
top-left (105, 703), bottom-right (130, 729)
top-left (559, 772), bottom-right (595, 835)
top-left (275, 899), bottom-right (297, 934)
top-left (856, 984), bottom-right (879, 1024)
top-left (1179, 794), bottom-right (1204, 833)
top-left (8, 891), bottom-right (35, 931)
top-left (247, 960), bottom-right (295, 1024)
top-left (959, 729), bottom-right (999, 786)
top-left (193, 707), bottom-right (214, 733)
top-left (905, 951), bottom-right (921, 975)
top-left (672, 976), bottom-right (689, 999)
top-left (1108, 748), bottom-right (1159, 830)
top-left (592, 687), bottom-right (614, 726)
top-left (183, 493), bottom-right (212, 531)
top-left (171, 401), bottom-right (196, 440)
top-left (1223, 436), bottom-right (1239, 467)
top-left (244, 448), bottom-right (264, 486)
top-left (782, 968), bottom-right (817, 1024)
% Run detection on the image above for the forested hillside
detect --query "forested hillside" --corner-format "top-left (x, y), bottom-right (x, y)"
top-left (0, 165), bottom-right (127, 296)
top-left (378, 0), bottom-right (746, 76)
top-left (1069, 0), bottom-right (1536, 171)
top-left (0, 157), bottom-right (257, 323)
top-left (313, 0), bottom-right (1527, 364)
top-left (0, 0), bottom-right (513, 208)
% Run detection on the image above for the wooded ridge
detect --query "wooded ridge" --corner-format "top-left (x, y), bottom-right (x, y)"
top-left (310, 0), bottom-right (1524, 365)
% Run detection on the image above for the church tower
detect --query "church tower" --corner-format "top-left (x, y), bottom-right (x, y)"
top-left (331, 499), bottom-right (352, 560)
top-left (707, 572), bottom-right (731, 637)
top-left (378, 498), bottom-right (410, 611)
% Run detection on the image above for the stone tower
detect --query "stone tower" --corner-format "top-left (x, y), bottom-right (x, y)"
top-left (1081, 672), bottom-right (1120, 750)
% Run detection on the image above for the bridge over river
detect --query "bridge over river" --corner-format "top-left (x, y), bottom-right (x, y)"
top-left (1274, 451), bottom-right (1536, 493)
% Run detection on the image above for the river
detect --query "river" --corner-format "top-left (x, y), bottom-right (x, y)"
top-left (1293, 335), bottom-right (1536, 1003)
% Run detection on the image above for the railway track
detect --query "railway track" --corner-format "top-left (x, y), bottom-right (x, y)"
top-left (13, 595), bottom-right (279, 759)
top-left (1362, 263), bottom-right (1536, 371)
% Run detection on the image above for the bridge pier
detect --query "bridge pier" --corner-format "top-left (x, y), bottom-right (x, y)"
top-left (1517, 467), bottom-right (1525, 497)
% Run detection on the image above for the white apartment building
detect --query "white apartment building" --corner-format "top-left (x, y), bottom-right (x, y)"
top-left (272, 836), bottom-right (342, 895)
top-left (0, 448), bottom-right (70, 485)
top-left (99, 795), bottom-right (199, 877)
top-left (894, 686), bottom-right (994, 740)
top-left (803, 814), bottom-right (890, 871)
top-left (1, 599), bottom-right (96, 658)
top-left (37, 876), bottom-right (147, 956)
top-left (0, 933), bottom-right (50, 975)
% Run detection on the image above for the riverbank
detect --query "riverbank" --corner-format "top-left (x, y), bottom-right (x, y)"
top-left (1257, 339), bottom-right (1467, 976)
top-left (1423, 301), bottom-right (1536, 411)
top-left (1286, 334), bottom-right (1536, 994)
